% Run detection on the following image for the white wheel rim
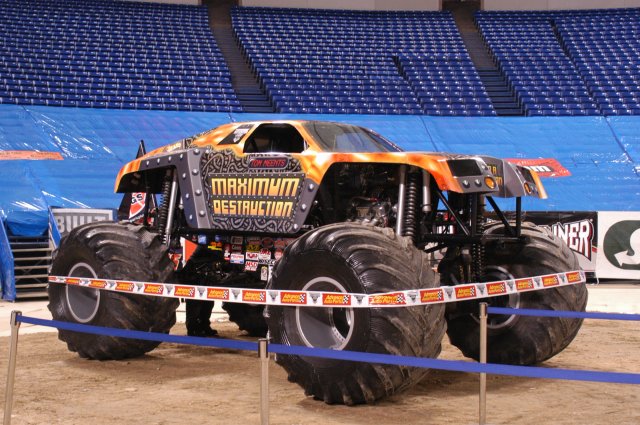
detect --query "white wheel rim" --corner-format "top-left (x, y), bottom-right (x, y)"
top-left (65, 262), bottom-right (101, 323)
top-left (294, 276), bottom-right (355, 350)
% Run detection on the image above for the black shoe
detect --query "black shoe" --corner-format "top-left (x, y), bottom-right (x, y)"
top-left (187, 327), bottom-right (219, 337)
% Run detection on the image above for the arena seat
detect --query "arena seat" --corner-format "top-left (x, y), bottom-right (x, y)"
top-left (555, 9), bottom-right (640, 115)
top-left (232, 7), bottom-right (495, 116)
top-left (0, 0), bottom-right (239, 112)
top-left (477, 8), bottom-right (640, 117)
top-left (476, 10), bottom-right (597, 116)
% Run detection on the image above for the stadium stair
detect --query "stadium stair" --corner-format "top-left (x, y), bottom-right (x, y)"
top-left (207, 0), bottom-right (274, 113)
top-left (477, 69), bottom-right (523, 116)
top-left (9, 234), bottom-right (52, 299)
top-left (446, 0), bottom-right (523, 116)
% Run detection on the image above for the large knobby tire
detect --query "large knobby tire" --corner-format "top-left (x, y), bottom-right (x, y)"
top-left (265, 223), bottom-right (445, 405)
top-left (222, 303), bottom-right (267, 337)
top-left (47, 222), bottom-right (179, 360)
top-left (446, 222), bottom-right (588, 365)
top-left (221, 274), bottom-right (267, 337)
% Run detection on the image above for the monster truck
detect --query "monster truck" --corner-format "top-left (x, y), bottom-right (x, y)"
top-left (48, 120), bottom-right (587, 404)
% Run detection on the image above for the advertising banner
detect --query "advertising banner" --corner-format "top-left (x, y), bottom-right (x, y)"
top-left (0, 150), bottom-right (63, 160)
top-left (596, 211), bottom-right (640, 280)
top-left (523, 211), bottom-right (598, 275)
top-left (51, 208), bottom-right (115, 238)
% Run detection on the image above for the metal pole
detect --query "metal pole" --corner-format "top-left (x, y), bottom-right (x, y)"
top-left (4, 311), bottom-right (22, 425)
top-left (479, 303), bottom-right (488, 425)
top-left (258, 338), bottom-right (270, 425)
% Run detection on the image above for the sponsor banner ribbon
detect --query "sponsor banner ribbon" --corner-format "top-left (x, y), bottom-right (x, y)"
top-left (48, 270), bottom-right (586, 308)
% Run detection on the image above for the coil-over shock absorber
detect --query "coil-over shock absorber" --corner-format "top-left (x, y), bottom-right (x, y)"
top-left (395, 165), bottom-right (420, 243)
top-left (403, 171), bottom-right (420, 242)
top-left (156, 168), bottom-right (179, 245)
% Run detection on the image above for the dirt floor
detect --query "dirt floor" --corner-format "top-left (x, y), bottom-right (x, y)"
top-left (0, 318), bottom-right (638, 425)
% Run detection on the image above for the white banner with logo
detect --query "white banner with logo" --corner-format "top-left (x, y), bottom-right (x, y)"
top-left (524, 212), bottom-right (597, 275)
top-left (596, 211), bottom-right (640, 279)
top-left (51, 208), bottom-right (115, 238)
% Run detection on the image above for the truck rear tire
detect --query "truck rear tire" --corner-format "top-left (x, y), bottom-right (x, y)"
top-left (265, 223), bottom-right (445, 405)
top-left (446, 222), bottom-right (588, 365)
top-left (222, 303), bottom-right (267, 337)
top-left (47, 222), bottom-right (179, 360)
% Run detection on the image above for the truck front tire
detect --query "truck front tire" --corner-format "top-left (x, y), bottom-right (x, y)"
top-left (266, 223), bottom-right (445, 405)
top-left (48, 222), bottom-right (179, 360)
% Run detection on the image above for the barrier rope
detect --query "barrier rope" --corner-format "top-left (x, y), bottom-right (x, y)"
top-left (487, 306), bottom-right (640, 321)
top-left (48, 270), bottom-right (586, 308)
top-left (18, 315), bottom-right (257, 352)
top-left (15, 314), bottom-right (640, 385)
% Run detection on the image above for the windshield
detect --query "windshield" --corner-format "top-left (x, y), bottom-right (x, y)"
top-left (302, 122), bottom-right (403, 153)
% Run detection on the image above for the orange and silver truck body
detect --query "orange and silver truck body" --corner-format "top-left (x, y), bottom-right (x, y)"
top-left (115, 120), bottom-right (545, 236)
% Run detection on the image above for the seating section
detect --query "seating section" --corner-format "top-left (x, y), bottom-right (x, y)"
top-left (232, 7), bottom-right (495, 116)
top-left (556, 9), bottom-right (640, 116)
top-left (476, 11), bottom-right (599, 117)
top-left (0, 1), bottom-right (638, 117)
top-left (477, 8), bottom-right (640, 117)
top-left (0, 0), bottom-right (240, 112)
top-left (398, 56), bottom-right (495, 116)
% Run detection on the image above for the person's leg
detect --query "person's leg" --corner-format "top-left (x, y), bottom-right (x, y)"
top-left (186, 299), bottom-right (217, 337)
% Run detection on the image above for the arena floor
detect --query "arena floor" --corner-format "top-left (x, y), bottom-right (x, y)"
top-left (0, 283), bottom-right (638, 424)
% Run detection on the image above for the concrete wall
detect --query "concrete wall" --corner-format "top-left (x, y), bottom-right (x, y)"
top-left (483, 0), bottom-right (640, 11)
top-left (239, 0), bottom-right (441, 11)
top-left (120, 0), bottom-right (201, 5)
top-left (239, 0), bottom-right (640, 11)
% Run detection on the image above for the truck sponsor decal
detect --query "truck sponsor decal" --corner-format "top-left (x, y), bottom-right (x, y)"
top-left (507, 158), bottom-right (571, 178)
top-left (248, 157), bottom-right (289, 170)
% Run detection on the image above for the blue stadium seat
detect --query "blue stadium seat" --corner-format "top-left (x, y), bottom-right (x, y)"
top-left (232, 6), bottom-right (483, 116)
top-left (477, 8), bottom-right (640, 116)
top-left (0, 0), bottom-right (239, 112)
